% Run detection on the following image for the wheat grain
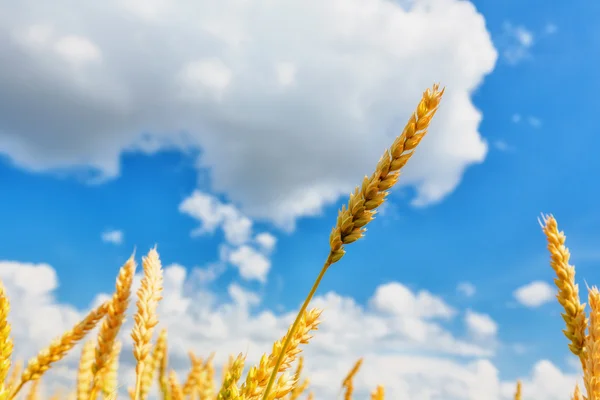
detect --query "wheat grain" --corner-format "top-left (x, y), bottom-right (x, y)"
top-left (132, 248), bottom-right (164, 400)
top-left (540, 214), bottom-right (588, 365)
top-left (573, 384), bottom-right (585, 400)
top-left (182, 353), bottom-right (203, 397)
top-left (261, 84), bottom-right (444, 400)
top-left (91, 254), bottom-right (136, 400)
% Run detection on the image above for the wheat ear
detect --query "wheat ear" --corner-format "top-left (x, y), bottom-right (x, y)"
top-left (261, 84), bottom-right (444, 400)
top-left (370, 385), bottom-right (384, 400)
top-left (584, 287), bottom-right (600, 400)
top-left (168, 372), bottom-right (184, 400)
top-left (217, 353), bottom-right (245, 400)
top-left (342, 358), bottom-right (363, 400)
top-left (514, 380), bottom-right (522, 400)
top-left (540, 214), bottom-right (588, 367)
top-left (573, 384), bottom-right (585, 400)
top-left (10, 301), bottom-right (109, 399)
top-left (100, 341), bottom-right (121, 399)
top-left (139, 331), bottom-right (166, 400)
top-left (5, 360), bottom-right (22, 398)
top-left (182, 353), bottom-right (203, 397)
top-left (0, 282), bottom-right (13, 400)
top-left (155, 330), bottom-right (169, 400)
top-left (90, 254), bottom-right (136, 400)
top-left (76, 341), bottom-right (95, 400)
top-left (288, 357), bottom-right (309, 400)
top-left (24, 378), bottom-right (39, 400)
top-left (132, 248), bottom-right (164, 400)
top-left (242, 308), bottom-right (321, 400)
top-left (200, 356), bottom-right (216, 400)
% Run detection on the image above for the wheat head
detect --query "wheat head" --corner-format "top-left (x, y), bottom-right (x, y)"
top-left (76, 341), bottom-right (95, 400)
top-left (540, 214), bottom-right (588, 364)
top-left (91, 254), bottom-right (136, 399)
top-left (261, 84), bottom-right (444, 400)
top-left (370, 385), bottom-right (384, 400)
top-left (0, 282), bottom-right (13, 400)
top-left (217, 353), bottom-right (245, 400)
top-left (342, 358), bottom-right (363, 400)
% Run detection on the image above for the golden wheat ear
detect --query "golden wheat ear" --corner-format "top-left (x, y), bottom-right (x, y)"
top-left (0, 281), bottom-right (13, 400)
top-left (540, 214), bottom-right (588, 370)
top-left (10, 300), bottom-right (109, 400)
top-left (288, 357), bottom-right (309, 400)
top-left (217, 353), bottom-right (245, 400)
top-left (240, 308), bottom-right (321, 400)
top-left (341, 358), bottom-right (363, 400)
top-left (261, 84), bottom-right (444, 400)
top-left (370, 385), bottom-right (384, 400)
top-left (513, 380), bottom-right (522, 400)
top-left (90, 254), bottom-right (136, 400)
top-left (132, 247), bottom-right (164, 400)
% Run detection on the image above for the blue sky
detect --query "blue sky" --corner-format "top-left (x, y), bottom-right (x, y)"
top-left (0, 0), bottom-right (598, 399)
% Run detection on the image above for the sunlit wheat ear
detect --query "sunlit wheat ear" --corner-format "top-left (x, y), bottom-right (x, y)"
top-left (217, 353), bottom-right (245, 400)
top-left (342, 358), bottom-right (363, 400)
top-left (24, 378), bottom-right (39, 400)
top-left (139, 331), bottom-right (166, 400)
top-left (200, 356), bottom-right (216, 399)
top-left (261, 84), bottom-right (444, 400)
top-left (6, 360), bottom-right (22, 396)
top-left (155, 330), bottom-right (169, 400)
top-left (101, 341), bottom-right (121, 400)
top-left (584, 287), bottom-right (600, 400)
top-left (514, 380), bottom-right (522, 400)
top-left (10, 301), bottom-right (109, 400)
top-left (132, 247), bottom-right (164, 400)
top-left (370, 385), bottom-right (384, 400)
top-left (241, 308), bottom-right (321, 400)
top-left (288, 357), bottom-right (309, 400)
top-left (182, 352), bottom-right (203, 397)
top-left (76, 341), bottom-right (95, 400)
top-left (0, 282), bottom-right (13, 400)
top-left (573, 383), bottom-right (585, 400)
top-left (168, 371), bottom-right (184, 400)
top-left (91, 254), bottom-right (136, 399)
top-left (540, 214), bottom-right (588, 364)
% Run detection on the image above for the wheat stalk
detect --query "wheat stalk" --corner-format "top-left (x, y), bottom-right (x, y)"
top-left (540, 214), bottom-right (588, 368)
top-left (132, 248), bottom-right (164, 400)
top-left (90, 254), bottom-right (136, 400)
top-left (261, 84), bottom-right (445, 400)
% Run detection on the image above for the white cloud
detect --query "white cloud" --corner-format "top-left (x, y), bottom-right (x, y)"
top-left (179, 190), bottom-right (253, 246)
top-left (254, 232), bottom-right (277, 253)
top-left (226, 245), bottom-right (271, 283)
top-left (511, 113), bottom-right (541, 128)
top-left (0, 0), bottom-right (496, 230)
top-left (465, 309), bottom-right (498, 337)
top-left (370, 282), bottom-right (456, 319)
top-left (527, 116), bottom-right (542, 128)
top-left (0, 258), bottom-right (581, 400)
top-left (457, 282), bottom-right (476, 297)
top-left (101, 229), bottom-right (124, 245)
top-left (544, 23), bottom-right (558, 35)
top-left (501, 22), bottom-right (534, 65)
top-left (493, 140), bottom-right (513, 152)
top-left (514, 281), bottom-right (554, 308)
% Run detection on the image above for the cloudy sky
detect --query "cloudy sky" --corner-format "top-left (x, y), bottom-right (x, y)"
top-left (1, 0), bottom-right (599, 399)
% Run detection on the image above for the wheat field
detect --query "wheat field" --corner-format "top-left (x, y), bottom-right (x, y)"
top-left (0, 85), bottom-right (590, 400)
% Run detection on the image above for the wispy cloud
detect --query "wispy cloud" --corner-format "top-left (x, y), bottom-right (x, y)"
top-left (101, 229), bottom-right (123, 245)
top-left (501, 22), bottom-right (534, 65)
top-left (511, 113), bottom-right (542, 128)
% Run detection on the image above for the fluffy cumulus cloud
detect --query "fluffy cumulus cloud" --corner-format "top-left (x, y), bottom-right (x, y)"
top-left (464, 309), bottom-right (498, 338)
top-left (0, 0), bottom-right (496, 230)
top-left (0, 258), bottom-right (581, 400)
top-left (513, 281), bottom-right (554, 308)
